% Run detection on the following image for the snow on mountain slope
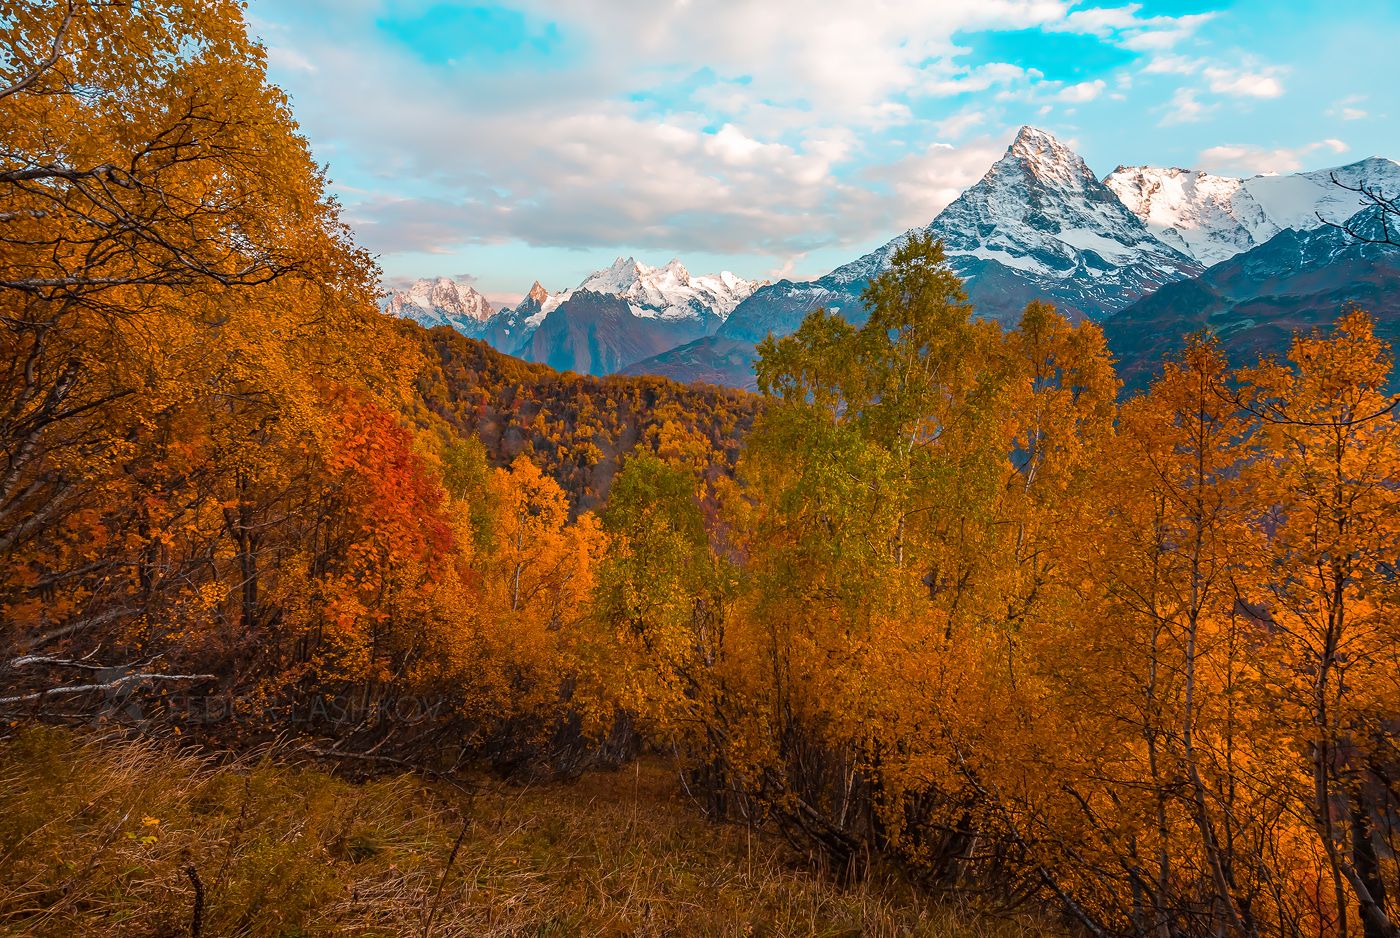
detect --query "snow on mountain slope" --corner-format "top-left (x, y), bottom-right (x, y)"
top-left (666, 126), bottom-right (1210, 384)
top-left (1105, 157), bottom-right (1400, 267)
top-left (529, 257), bottom-right (759, 328)
top-left (464, 258), bottom-right (761, 375)
top-left (759, 125), bottom-right (1201, 330)
top-left (395, 131), bottom-right (1400, 392)
top-left (924, 126), bottom-right (1201, 316)
top-left (1105, 205), bottom-right (1400, 393)
top-left (1103, 168), bottom-right (1265, 267)
top-left (1251, 158), bottom-right (1400, 230)
top-left (398, 259), bottom-right (759, 372)
top-left (383, 277), bottom-right (496, 335)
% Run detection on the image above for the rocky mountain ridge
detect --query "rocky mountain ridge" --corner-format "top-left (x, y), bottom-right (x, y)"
top-left (1104, 156), bottom-right (1400, 267)
top-left (1104, 206), bottom-right (1400, 392)
top-left (383, 276), bottom-right (496, 335)
top-left (382, 258), bottom-right (760, 376)
top-left (386, 127), bottom-right (1400, 390)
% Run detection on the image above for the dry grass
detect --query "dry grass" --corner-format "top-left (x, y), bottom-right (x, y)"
top-left (0, 727), bottom-right (1049, 937)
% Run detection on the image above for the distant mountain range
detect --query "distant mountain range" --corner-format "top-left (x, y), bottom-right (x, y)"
top-left (1104, 157), bottom-right (1400, 266)
top-left (384, 258), bottom-right (760, 376)
top-left (384, 276), bottom-right (496, 334)
top-left (384, 126), bottom-right (1400, 391)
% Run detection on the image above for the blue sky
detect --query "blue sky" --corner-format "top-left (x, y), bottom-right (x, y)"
top-left (247, 0), bottom-right (1397, 303)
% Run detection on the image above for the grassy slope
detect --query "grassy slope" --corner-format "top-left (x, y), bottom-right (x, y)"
top-left (0, 729), bottom-right (1045, 938)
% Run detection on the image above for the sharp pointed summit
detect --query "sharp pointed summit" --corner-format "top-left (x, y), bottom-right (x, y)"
top-left (386, 130), bottom-right (1400, 394)
top-left (919, 126), bottom-right (1201, 320)
top-left (802, 126), bottom-right (1201, 324)
top-left (634, 128), bottom-right (1213, 386)
top-left (1005, 126), bottom-right (1098, 188)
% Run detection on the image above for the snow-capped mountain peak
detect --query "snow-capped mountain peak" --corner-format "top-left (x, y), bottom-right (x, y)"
top-left (583, 256), bottom-right (647, 294)
top-left (1104, 156), bottom-right (1400, 268)
top-left (823, 126), bottom-right (1200, 320)
top-left (1104, 166), bottom-right (1267, 267)
top-left (1007, 125), bottom-right (1098, 190)
top-left (383, 276), bottom-right (495, 332)
top-left (556, 257), bottom-right (760, 323)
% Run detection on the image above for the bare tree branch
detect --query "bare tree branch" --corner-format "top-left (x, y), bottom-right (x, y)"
top-left (0, 671), bottom-right (217, 707)
top-left (1318, 171), bottom-right (1399, 245)
top-left (0, 1), bottom-right (76, 101)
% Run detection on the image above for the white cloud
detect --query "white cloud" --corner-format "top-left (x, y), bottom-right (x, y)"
top-left (1047, 5), bottom-right (1215, 51)
top-left (326, 85), bottom-right (895, 258)
top-left (247, 0), bottom-right (1229, 276)
top-left (1204, 65), bottom-right (1285, 98)
top-left (1199, 139), bottom-right (1348, 175)
top-left (1141, 53), bottom-right (1196, 75)
top-left (1328, 95), bottom-right (1369, 121)
top-left (1159, 88), bottom-right (1211, 126)
top-left (1142, 55), bottom-right (1288, 115)
top-left (1058, 79), bottom-right (1106, 103)
top-left (767, 252), bottom-right (807, 281)
top-left (499, 0), bottom-right (1083, 124)
top-left (924, 62), bottom-right (1040, 97)
top-left (934, 110), bottom-right (987, 139)
top-left (863, 136), bottom-right (1010, 230)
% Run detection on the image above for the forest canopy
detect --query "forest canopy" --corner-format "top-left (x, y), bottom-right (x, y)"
top-left (1, 6), bottom-right (1397, 938)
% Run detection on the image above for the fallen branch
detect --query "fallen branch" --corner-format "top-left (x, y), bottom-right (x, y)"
top-left (0, 672), bottom-right (216, 706)
top-left (8, 654), bottom-right (115, 671)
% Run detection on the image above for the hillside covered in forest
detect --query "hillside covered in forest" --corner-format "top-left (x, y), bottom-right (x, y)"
top-left (2, 5), bottom-right (1399, 938)
top-left (406, 323), bottom-right (759, 511)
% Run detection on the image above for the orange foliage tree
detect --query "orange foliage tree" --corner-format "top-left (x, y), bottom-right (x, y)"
top-left (590, 236), bottom-right (1400, 937)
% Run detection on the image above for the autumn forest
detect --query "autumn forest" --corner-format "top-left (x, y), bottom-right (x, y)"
top-left (2, 4), bottom-right (1398, 938)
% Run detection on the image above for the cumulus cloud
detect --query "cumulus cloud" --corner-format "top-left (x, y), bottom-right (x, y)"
top-left (1203, 65), bottom-right (1285, 98)
top-left (247, 0), bottom-right (1233, 276)
top-left (1199, 138), bottom-right (1348, 175)
top-left (500, 0), bottom-right (1108, 122)
top-left (1159, 88), bottom-right (1212, 126)
top-left (1058, 79), bottom-right (1107, 103)
top-left (331, 92), bottom-right (885, 257)
top-left (1134, 50), bottom-right (1292, 142)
